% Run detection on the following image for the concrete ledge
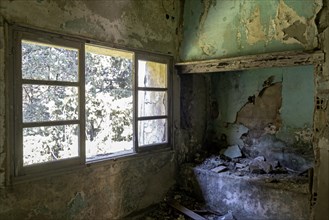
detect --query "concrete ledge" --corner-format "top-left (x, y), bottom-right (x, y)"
top-left (179, 164), bottom-right (310, 220)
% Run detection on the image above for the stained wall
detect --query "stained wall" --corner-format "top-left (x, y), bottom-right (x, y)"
top-left (210, 66), bottom-right (314, 172)
top-left (180, 0), bottom-right (321, 61)
top-left (178, 0), bottom-right (329, 219)
top-left (0, 0), bottom-right (181, 219)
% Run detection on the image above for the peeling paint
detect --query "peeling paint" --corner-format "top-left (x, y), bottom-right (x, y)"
top-left (209, 65), bottom-right (314, 164)
top-left (0, 0), bottom-right (179, 218)
top-left (245, 6), bottom-right (266, 45)
top-left (0, 0), bottom-right (180, 55)
top-left (295, 127), bottom-right (313, 143)
top-left (282, 21), bottom-right (307, 44)
top-left (273, 0), bottom-right (307, 45)
top-left (180, 0), bottom-right (320, 61)
top-left (236, 83), bottom-right (282, 138)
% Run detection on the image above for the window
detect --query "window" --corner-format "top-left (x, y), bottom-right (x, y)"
top-left (11, 27), bottom-right (172, 177)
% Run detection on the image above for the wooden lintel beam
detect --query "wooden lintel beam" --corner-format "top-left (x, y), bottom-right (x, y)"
top-left (175, 50), bottom-right (324, 74)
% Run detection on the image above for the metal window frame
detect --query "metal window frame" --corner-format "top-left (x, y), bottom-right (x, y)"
top-left (12, 28), bottom-right (85, 177)
top-left (135, 53), bottom-right (173, 152)
top-left (8, 26), bottom-right (173, 180)
top-left (84, 43), bottom-right (136, 159)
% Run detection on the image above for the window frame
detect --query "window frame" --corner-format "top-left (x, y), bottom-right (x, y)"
top-left (9, 26), bottom-right (173, 179)
top-left (135, 53), bottom-right (172, 152)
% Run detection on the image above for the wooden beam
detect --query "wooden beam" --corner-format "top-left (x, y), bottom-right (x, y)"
top-left (168, 200), bottom-right (207, 220)
top-left (176, 50), bottom-right (324, 74)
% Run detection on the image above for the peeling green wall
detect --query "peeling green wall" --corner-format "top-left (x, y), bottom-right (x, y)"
top-left (212, 65), bottom-right (314, 145)
top-left (281, 66), bottom-right (314, 128)
top-left (180, 0), bottom-right (321, 61)
top-left (178, 0), bottom-right (329, 218)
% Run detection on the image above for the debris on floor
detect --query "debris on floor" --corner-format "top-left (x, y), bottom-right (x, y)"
top-left (138, 186), bottom-right (231, 220)
top-left (218, 210), bottom-right (236, 220)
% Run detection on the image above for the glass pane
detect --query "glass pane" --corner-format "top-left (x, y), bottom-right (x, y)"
top-left (85, 45), bottom-right (134, 159)
top-left (23, 124), bottom-right (79, 166)
top-left (138, 91), bottom-right (167, 117)
top-left (22, 85), bottom-right (78, 122)
top-left (138, 119), bottom-right (167, 146)
top-left (22, 40), bottom-right (78, 82)
top-left (138, 60), bottom-right (167, 88)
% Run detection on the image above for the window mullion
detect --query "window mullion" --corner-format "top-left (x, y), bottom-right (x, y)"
top-left (134, 55), bottom-right (139, 153)
top-left (137, 87), bottom-right (167, 91)
top-left (79, 43), bottom-right (86, 164)
top-left (22, 79), bottom-right (79, 87)
top-left (138, 116), bottom-right (168, 121)
top-left (22, 120), bottom-right (80, 128)
top-left (15, 31), bottom-right (24, 176)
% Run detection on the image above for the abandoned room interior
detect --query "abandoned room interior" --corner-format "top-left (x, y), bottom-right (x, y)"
top-left (0, 0), bottom-right (328, 219)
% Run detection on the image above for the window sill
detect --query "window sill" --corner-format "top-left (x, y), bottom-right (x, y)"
top-left (10, 147), bottom-right (174, 186)
top-left (86, 146), bottom-right (173, 168)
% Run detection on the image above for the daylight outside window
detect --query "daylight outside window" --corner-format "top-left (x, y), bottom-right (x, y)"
top-left (12, 27), bottom-right (172, 177)
top-left (85, 45), bottom-right (134, 160)
top-left (21, 40), bottom-right (80, 166)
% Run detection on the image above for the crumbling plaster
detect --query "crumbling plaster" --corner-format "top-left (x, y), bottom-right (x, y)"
top-left (178, 0), bottom-right (329, 219)
top-left (180, 164), bottom-right (311, 220)
top-left (209, 66), bottom-right (314, 156)
top-left (180, 0), bottom-right (321, 61)
top-left (0, 0), bottom-right (180, 54)
top-left (209, 66), bottom-right (314, 147)
top-left (0, 152), bottom-right (175, 219)
top-left (0, 0), bottom-right (182, 219)
top-left (312, 0), bottom-right (329, 217)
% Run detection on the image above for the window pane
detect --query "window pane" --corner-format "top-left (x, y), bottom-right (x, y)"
top-left (138, 119), bottom-right (167, 146)
top-left (22, 40), bottom-right (78, 82)
top-left (23, 125), bottom-right (79, 166)
top-left (138, 91), bottom-right (167, 117)
top-left (138, 60), bottom-right (167, 88)
top-left (85, 45), bottom-right (134, 159)
top-left (22, 85), bottom-right (78, 122)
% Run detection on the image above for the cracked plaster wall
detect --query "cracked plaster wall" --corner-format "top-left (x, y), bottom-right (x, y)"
top-left (180, 0), bottom-right (321, 61)
top-left (312, 0), bottom-right (329, 218)
top-left (211, 66), bottom-right (314, 144)
top-left (178, 0), bottom-right (329, 218)
top-left (0, 152), bottom-right (175, 219)
top-left (209, 67), bottom-right (314, 171)
top-left (0, 0), bottom-right (181, 219)
top-left (0, 0), bottom-right (180, 55)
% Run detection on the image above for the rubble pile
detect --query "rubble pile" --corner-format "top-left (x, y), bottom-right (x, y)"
top-left (194, 143), bottom-right (311, 177)
top-left (139, 187), bottom-right (236, 220)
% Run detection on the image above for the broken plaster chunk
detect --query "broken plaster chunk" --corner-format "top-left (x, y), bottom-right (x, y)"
top-left (235, 163), bottom-right (246, 169)
top-left (219, 210), bottom-right (236, 220)
top-left (249, 156), bottom-right (272, 174)
top-left (211, 165), bottom-right (228, 173)
top-left (223, 145), bottom-right (242, 159)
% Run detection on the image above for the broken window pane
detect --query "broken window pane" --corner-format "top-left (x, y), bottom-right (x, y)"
top-left (23, 125), bottom-right (79, 166)
top-left (138, 60), bottom-right (167, 88)
top-left (22, 85), bottom-right (79, 123)
top-left (138, 119), bottom-right (167, 146)
top-left (138, 91), bottom-right (167, 117)
top-left (85, 45), bottom-right (134, 159)
top-left (22, 40), bottom-right (78, 82)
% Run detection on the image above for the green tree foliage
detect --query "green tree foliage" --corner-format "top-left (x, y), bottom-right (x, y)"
top-left (22, 42), bottom-right (133, 165)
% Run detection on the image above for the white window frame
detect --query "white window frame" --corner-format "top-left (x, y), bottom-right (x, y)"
top-left (8, 26), bottom-right (173, 179)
